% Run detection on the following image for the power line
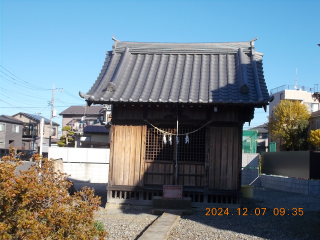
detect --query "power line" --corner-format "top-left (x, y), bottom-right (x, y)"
top-left (0, 65), bottom-right (50, 90)
top-left (0, 92), bottom-right (48, 105)
top-left (0, 86), bottom-right (49, 100)
top-left (0, 99), bottom-right (37, 112)
top-left (0, 73), bottom-right (49, 91)
top-left (64, 90), bottom-right (83, 100)
top-left (0, 91), bottom-right (49, 105)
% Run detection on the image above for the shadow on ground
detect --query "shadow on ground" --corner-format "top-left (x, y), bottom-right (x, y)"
top-left (75, 183), bottom-right (320, 240)
top-left (69, 179), bottom-right (107, 208)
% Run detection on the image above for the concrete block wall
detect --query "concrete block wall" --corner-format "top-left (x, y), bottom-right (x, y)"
top-left (63, 163), bottom-right (108, 183)
top-left (48, 147), bottom-right (109, 184)
top-left (242, 153), bottom-right (259, 168)
top-left (260, 175), bottom-right (320, 195)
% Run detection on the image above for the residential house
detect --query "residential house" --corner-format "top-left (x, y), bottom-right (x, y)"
top-left (76, 125), bottom-right (110, 148)
top-left (59, 105), bottom-right (104, 132)
top-left (310, 110), bottom-right (320, 131)
top-left (59, 105), bottom-right (111, 147)
top-left (79, 38), bottom-right (270, 207)
top-left (248, 123), bottom-right (268, 153)
top-left (12, 113), bottom-right (59, 152)
top-left (0, 115), bottom-right (24, 157)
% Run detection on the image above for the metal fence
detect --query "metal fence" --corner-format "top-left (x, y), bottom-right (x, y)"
top-left (261, 151), bottom-right (320, 179)
top-left (242, 130), bottom-right (258, 153)
top-left (270, 84), bottom-right (315, 95)
top-left (269, 142), bottom-right (276, 152)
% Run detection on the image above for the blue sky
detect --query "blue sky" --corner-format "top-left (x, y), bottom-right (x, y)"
top-left (1, 0), bottom-right (319, 130)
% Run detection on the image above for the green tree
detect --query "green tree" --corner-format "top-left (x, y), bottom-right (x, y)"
top-left (57, 126), bottom-right (75, 147)
top-left (267, 100), bottom-right (311, 151)
top-left (308, 129), bottom-right (320, 149)
top-left (0, 147), bottom-right (107, 239)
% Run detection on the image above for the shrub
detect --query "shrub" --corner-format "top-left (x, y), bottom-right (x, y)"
top-left (94, 220), bottom-right (105, 234)
top-left (0, 147), bottom-right (107, 239)
top-left (308, 129), bottom-right (320, 149)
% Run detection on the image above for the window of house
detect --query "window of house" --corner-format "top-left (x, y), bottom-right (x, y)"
top-left (311, 103), bottom-right (319, 112)
top-left (51, 127), bottom-right (56, 136)
top-left (259, 133), bottom-right (268, 139)
top-left (0, 123), bottom-right (5, 131)
top-left (12, 125), bottom-right (19, 133)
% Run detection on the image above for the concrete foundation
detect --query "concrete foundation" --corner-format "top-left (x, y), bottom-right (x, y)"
top-left (152, 196), bottom-right (192, 210)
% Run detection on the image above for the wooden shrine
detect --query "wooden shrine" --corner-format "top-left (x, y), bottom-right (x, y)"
top-left (80, 37), bottom-right (270, 207)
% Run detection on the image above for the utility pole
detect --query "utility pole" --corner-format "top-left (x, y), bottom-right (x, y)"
top-left (49, 84), bottom-right (63, 146)
top-left (50, 83), bottom-right (55, 139)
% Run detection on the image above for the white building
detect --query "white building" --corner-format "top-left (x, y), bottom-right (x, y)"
top-left (269, 84), bottom-right (319, 118)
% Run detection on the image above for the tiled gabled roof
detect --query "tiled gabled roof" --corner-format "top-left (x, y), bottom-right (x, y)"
top-left (83, 125), bottom-right (109, 134)
top-left (248, 123), bottom-right (268, 133)
top-left (12, 113), bottom-right (60, 126)
top-left (311, 110), bottom-right (320, 118)
top-left (59, 106), bottom-right (103, 116)
top-left (0, 115), bottom-right (24, 125)
top-left (80, 38), bottom-right (270, 106)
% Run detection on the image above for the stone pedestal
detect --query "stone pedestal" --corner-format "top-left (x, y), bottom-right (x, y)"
top-left (152, 196), bottom-right (193, 215)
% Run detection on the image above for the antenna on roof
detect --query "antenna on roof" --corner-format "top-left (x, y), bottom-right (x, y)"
top-left (294, 68), bottom-right (298, 89)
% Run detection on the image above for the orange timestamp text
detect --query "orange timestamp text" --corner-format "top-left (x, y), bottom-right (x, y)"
top-left (205, 208), bottom-right (304, 216)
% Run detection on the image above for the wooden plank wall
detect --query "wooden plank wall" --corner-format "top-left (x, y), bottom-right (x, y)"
top-left (177, 163), bottom-right (204, 187)
top-left (113, 104), bottom-right (242, 123)
top-left (144, 162), bottom-right (173, 185)
top-left (211, 106), bottom-right (239, 122)
top-left (109, 125), bottom-right (146, 187)
top-left (114, 105), bottom-right (144, 120)
top-left (207, 126), bottom-right (241, 190)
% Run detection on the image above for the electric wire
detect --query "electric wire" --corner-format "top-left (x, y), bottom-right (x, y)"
top-left (64, 90), bottom-right (83, 100)
top-left (0, 65), bottom-right (51, 90)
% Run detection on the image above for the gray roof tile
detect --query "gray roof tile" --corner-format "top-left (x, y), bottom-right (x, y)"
top-left (0, 115), bottom-right (24, 124)
top-left (81, 39), bottom-right (269, 105)
top-left (12, 113), bottom-right (60, 126)
top-left (59, 106), bottom-right (103, 116)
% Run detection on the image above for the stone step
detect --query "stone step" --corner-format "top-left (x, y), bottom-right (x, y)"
top-left (138, 211), bottom-right (182, 240)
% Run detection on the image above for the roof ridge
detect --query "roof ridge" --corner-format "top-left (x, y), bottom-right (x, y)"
top-left (112, 37), bottom-right (257, 45)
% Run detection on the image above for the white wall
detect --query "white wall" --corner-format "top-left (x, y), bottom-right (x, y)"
top-left (242, 153), bottom-right (260, 186)
top-left (48, 147), bottom-right (109, 183)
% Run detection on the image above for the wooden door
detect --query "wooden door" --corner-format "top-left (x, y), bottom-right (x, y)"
top-left (109, 125), bottom-right (146, 187)
top-left (207, 126), bottom-right (241, 190)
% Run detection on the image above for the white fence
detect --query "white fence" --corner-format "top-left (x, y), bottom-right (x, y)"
top-left (48, 147), bottom-right (109, 184)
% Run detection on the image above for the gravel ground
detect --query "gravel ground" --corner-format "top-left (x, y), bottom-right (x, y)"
top-left (94, 187), bottom-right (320, 240)
top-left (94, 207), bottom-right (158, 239)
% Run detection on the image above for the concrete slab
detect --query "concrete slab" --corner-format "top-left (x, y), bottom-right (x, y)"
top-left (139, 211), bottom-right (182, 240)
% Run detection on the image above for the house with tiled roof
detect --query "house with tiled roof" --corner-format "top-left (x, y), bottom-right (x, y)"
top-left (59, 105), bottom-right (111, 148)
top-left (12, 112), bottom-right (59, 151)
top-left (248, 123), bottom-right (268, 153)
top-left (59, 106), bottom-right (105, 129)
top-left (0, 115), bottom-right (24, 157)
top-left (80, 37), bottom-right (270, 207)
